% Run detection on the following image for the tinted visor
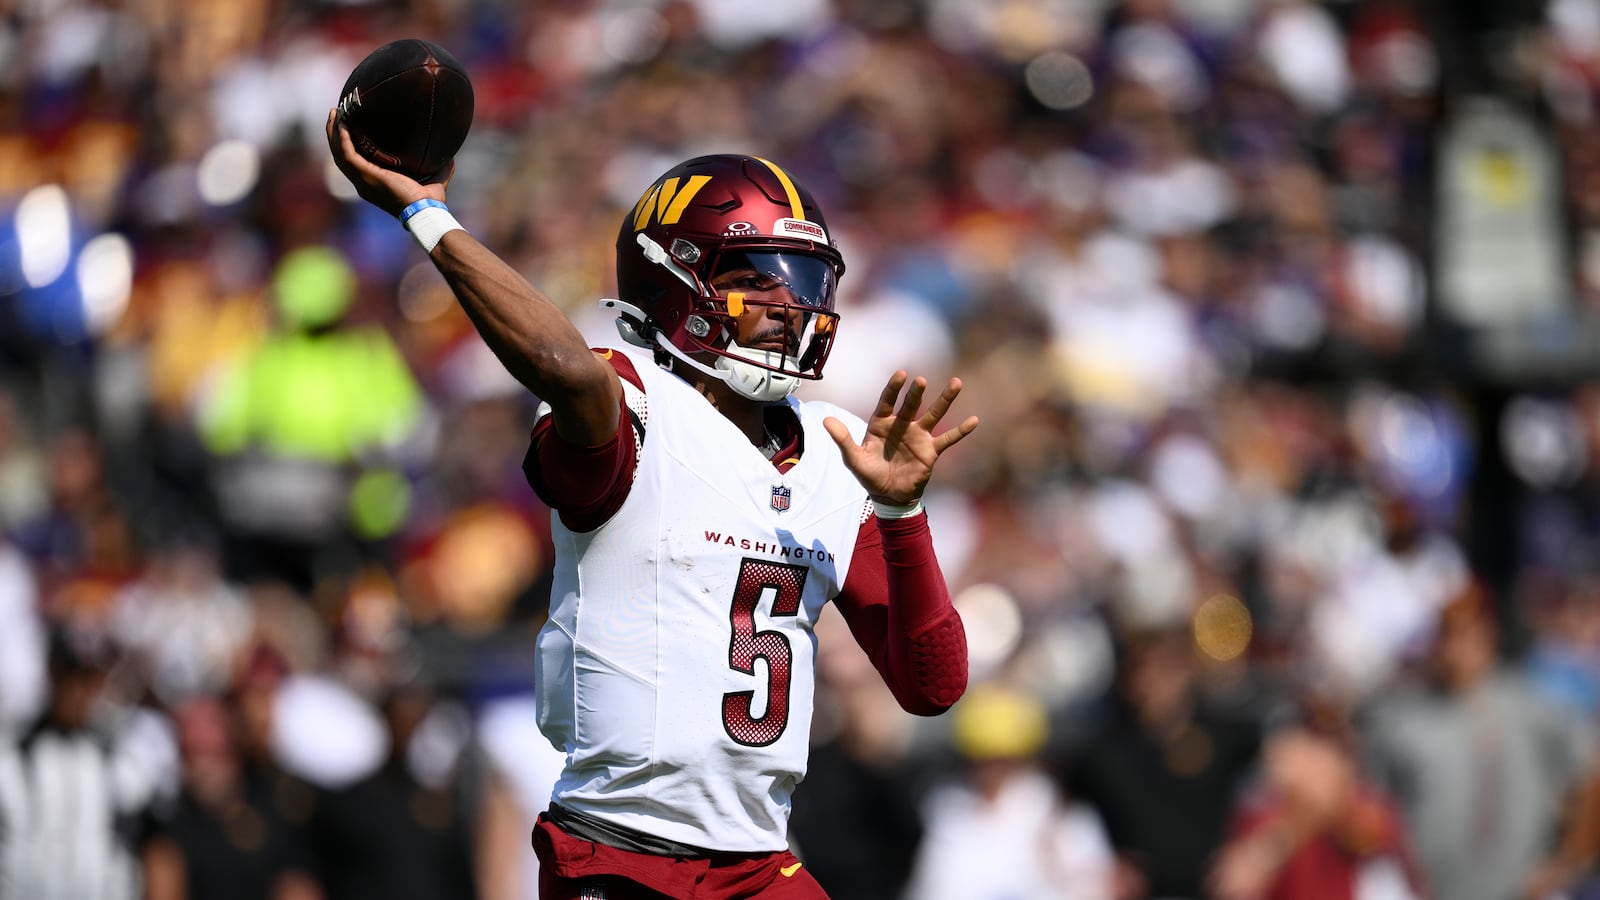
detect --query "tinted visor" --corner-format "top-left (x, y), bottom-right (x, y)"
top-left (713, 252), bottom-right (839, 311)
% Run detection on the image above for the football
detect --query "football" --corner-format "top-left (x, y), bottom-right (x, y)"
top-left (336, 38), bottom-right (474, 184)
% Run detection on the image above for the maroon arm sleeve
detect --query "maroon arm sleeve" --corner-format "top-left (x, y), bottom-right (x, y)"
top-left (834, 512), bottom-right (969, 716)
top-left (521, 350), bottom-right (642, 533)
top-left (522, 404), bottom-right (636, 532)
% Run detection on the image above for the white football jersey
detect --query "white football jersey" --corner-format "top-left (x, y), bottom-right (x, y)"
top-left (534, 345), bottom-right (871, 852)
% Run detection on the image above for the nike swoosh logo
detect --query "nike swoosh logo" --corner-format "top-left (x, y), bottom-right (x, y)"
top-left (780, 862), bottom-right (803, 877)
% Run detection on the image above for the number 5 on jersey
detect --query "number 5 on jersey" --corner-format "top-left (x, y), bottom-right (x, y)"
top-left (723, 559), bottom-right (808, 746)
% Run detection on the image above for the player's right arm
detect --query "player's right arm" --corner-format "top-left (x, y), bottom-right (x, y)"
top-left (324, 109), bottom-right (619, 446)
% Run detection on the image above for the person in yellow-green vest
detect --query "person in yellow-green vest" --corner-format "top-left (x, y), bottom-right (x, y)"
top-left (200, 245), bottom-right (422, 591)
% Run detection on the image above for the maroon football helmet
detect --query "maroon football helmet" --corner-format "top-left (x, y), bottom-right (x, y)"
top-left (608, 154), bottom-right (845, 401)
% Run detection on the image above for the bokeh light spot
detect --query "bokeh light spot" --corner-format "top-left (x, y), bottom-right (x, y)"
top-left (324, 157), bottom-right (359, 201)
top-left (76, 233), bottom-right (132, 336)
top-left (1025, 51), bottom-right (1094, 110)
top-left (954, 583), bottom-right (1023, 677)
top-left (18, 184), bottom-right (72, 288)
top-left (1193, 594), bottom-right (1252, 662)
top-left (197, 139), bottom-right (261, 206)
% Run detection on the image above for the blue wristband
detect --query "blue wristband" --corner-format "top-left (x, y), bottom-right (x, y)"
top-left (399, 198), bottom-right (448, 224)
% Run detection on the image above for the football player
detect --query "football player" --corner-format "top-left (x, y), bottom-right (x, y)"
top-left (327, 111), bottom-right (977, 899)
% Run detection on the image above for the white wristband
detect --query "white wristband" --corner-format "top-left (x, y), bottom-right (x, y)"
top-left (872, 498), bottom-right (925, 519)
top-left (405, 206), bottom-right (464, 254)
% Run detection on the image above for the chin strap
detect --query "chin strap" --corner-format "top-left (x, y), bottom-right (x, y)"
top-left (715, 346), bottom-right (800, 402)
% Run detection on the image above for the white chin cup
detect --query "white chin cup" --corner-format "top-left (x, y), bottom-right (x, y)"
top-left (716, 346), bottom-right (800, 402)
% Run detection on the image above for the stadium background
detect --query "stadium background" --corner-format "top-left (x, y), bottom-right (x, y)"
top-left (3, 0), bottom-right (1600, 897)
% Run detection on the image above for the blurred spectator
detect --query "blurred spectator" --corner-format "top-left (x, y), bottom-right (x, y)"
top-left (143, 697), bottom-right (322, 900)
top-left (1542, 767), bottom-right (1600, 900)
top-left (1522, 568), bottom-right (1600, 719)
top-left (903, 682), bottom-right (1114, 900)
top-left (0, 388), bottom-right (48, 531)
top-left (19, 426), bottom-right (144, 601)
top-left (198, 244), bottom-right (423, 592)
top-left (222, 641), bottom-right (327, 856)
top-left (1361, 581), bottom-right (1600, 900)
top-left (1066, 623), bottom-right (1264, 899)
top-left (1208, 696), bottom-right (1426, 900)
top-left (0, 629), bottom-right (174, 899)
top-left (0, 538), bottom-right (47, 729)
top-left (109, 537), bottom-right (255, 707)
top-left (304, 681), bottom-right (480, 900)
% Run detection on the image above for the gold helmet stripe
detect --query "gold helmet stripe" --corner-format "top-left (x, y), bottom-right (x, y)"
top-left (753, 157), bottom-right (805, 221)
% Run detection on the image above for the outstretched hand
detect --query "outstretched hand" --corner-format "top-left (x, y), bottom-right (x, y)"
top-left (823, 372), bottom-right (979, 507)
top-left (323, 108), bottom-right (448, 218)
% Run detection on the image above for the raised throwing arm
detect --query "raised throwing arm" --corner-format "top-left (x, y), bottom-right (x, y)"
top-left (324, 109), bottom-right (619, 446)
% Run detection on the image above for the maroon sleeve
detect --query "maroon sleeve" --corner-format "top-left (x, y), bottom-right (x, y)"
top-left (521, 350), bottom-right (643, 533)
top-left (834, 512), bottom-right (969, 716)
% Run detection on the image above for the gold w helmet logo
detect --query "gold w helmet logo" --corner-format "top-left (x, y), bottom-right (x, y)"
top-left (631, 175), bottom-right (713, 231)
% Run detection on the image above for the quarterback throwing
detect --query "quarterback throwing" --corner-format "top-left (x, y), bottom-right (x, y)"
top-left (327, 110), bottom-right (976, 899)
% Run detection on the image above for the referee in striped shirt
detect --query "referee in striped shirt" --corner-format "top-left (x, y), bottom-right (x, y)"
top-left (0, 629), bottom-right (170, 900)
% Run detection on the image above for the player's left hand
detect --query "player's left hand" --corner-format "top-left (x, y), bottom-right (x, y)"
top-left (823, 372), bottom-right (979, 507)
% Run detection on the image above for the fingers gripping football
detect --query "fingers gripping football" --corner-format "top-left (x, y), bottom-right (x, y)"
top-left (325, 109), bottom-right (444, 217)
top-left (823, 371), bottom-right (980, 506)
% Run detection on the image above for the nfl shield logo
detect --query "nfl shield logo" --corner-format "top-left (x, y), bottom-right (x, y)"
top-left (771, 484), bottom-right (792, 512)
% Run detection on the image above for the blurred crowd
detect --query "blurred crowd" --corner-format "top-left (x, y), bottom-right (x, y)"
top-left (5, 0), bottom-right (1600, 898)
